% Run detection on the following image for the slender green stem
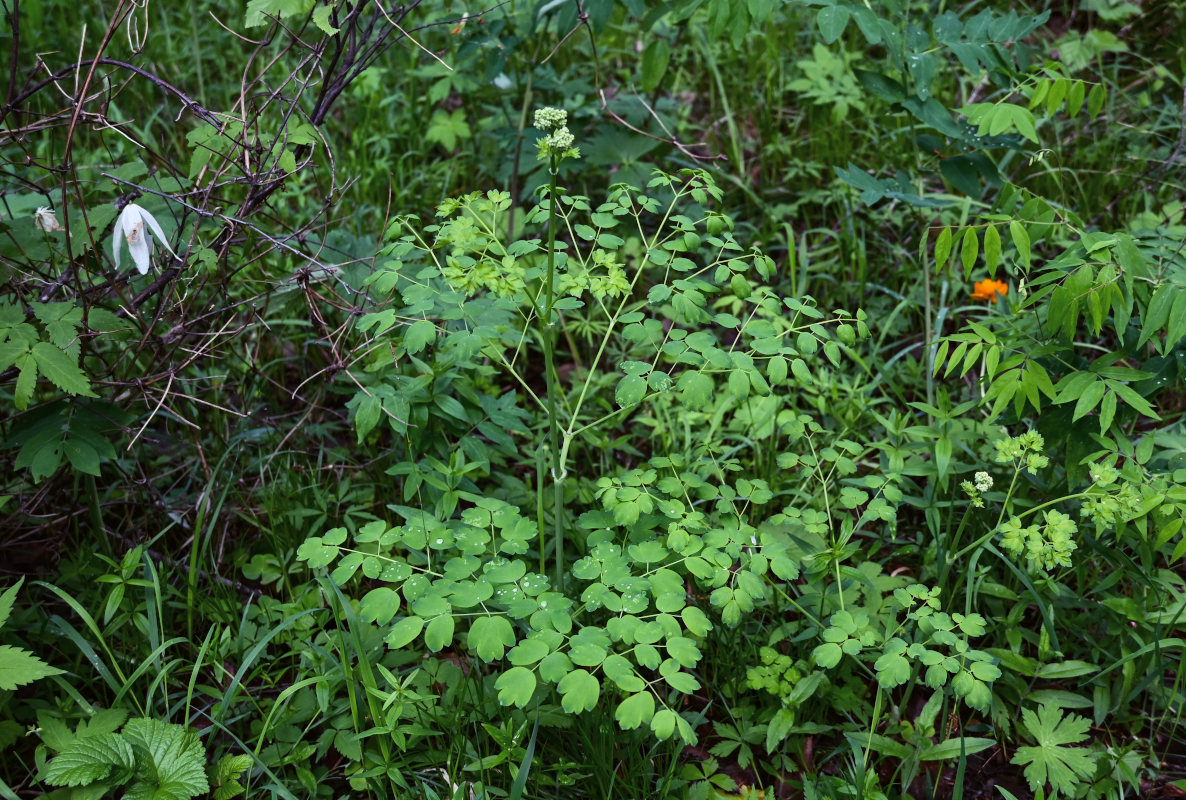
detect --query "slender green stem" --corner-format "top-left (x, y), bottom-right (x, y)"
top-left (541, 155), bottom-right (565, 587)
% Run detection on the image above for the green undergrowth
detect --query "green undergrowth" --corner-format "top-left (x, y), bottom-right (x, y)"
top-left (2, 0), bottom-right (1185, 799)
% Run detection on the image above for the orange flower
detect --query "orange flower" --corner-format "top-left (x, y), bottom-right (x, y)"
top-left (971, 279), bottom-right (1008, 303)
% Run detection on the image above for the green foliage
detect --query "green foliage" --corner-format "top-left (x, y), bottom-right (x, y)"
top-left (43, 717), bottom-right (211, 800)
top-left (3, 0), bottom-right (1185, 796)
top-left (1012, 704), bottom-right (1100, 798)
top-left (0, 579), bottom-right (64, 690)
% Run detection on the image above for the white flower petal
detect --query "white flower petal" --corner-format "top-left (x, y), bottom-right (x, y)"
top-left (126, 220), bottom-right (151, 274)
top-left (112, 211), bottom-right (126, 268)
top-left (112, 203), bottom-right (179, 274)
top-left (133, 205), bottom-right (178, 260)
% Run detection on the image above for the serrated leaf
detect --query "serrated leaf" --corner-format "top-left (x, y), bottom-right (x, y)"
top-left (32, 341), bottom-right (96, 398)
top-left (312, 3), bottom-right (340, 34)
top-left (0, 579), bottom-right (21, 629)
top-left (1012, 704), bottom-right (1098, 798)
top-left (121, 718), bottom-right (209, 800)
top-left (0, 643), bottom-right (65, 689)
top-left (44, 731), bottom-right (135, 786)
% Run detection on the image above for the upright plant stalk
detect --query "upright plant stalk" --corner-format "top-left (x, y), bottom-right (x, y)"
top-left (530, 107), bottom-right (579, 587)
top-left (542, 156), bottom-right (565, 586)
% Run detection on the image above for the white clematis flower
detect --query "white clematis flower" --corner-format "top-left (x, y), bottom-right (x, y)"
top-left (112, 203), bottom-right (178, 275)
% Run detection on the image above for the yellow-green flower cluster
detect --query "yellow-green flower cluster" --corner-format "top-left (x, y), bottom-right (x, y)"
top-left (999, 509), bottom-right (1078, 570)
top-left (1080, 461), bottom-right (1144, 531)
top-left (534, 107), bottom-right (580, 162)
top-left (556, 249), bottom-right (630, 301)
top-left (993, 430), bottom-right (1049, 474)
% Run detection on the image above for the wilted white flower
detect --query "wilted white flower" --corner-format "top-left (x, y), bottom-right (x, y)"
top-left (112, 203), bottom-right (177, 275)
top-left (34, 206), bottom-right (64, 232)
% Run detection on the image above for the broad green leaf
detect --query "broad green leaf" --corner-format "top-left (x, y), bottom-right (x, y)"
top-left (385, 616), bottom-right (425, 649)
top-left (1012, 705), bottom-right (1098, 798)
top-left (983, 224), bottom-right (1001, 276)
top-left (933, 227), bottom-right (952, 272)
top-left (615, 690), bottom-right (656, 730)
top-left (677, 371), bottom-right (713, 410)
top-left (615, 373), bottom-right (646, 408)
top-left (538, 650), bottom-right (573, 683)
top-left (666, 636), bottom-right (701, 667)
top-left (507, 637), bottom-right (550, 666)
top-left (295, 535), bottom-right (339, 568)
top-left (494, 667), bottom-right (537, 708)
top-left (404, 319), bottom-right (436, 354)
top-left (557, 668), bottom-right (599, 713)
top-left (960, 228), bottom-right (979, 279)
top-left (601, 654), bottom-right (645, 692)
top-left (1010, 221), bottom-right (1031, 268)
top-left (121, 718), bottom-right (209, 799)
top-left (44, 732), bottom-right (135, 786)
top-left (817, 5), bottom-right (850, 43)
top-left (813, 641), bottom-right (843, 668)
top-left (640, 39), bottom-right (671, 91)
top-left (424, 614), bottom-right (454, 652)
top-left (650, 708), bottom-right (677, 740)
top-left (874, 650), bottom-right (911, 688)
top-left (468, 615), bottom-right (516, 661)
top-left (680, 606), bottom-right (711, 637)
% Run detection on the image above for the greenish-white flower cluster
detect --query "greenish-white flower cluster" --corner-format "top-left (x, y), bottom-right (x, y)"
top-left (961, 470), bottom-right (994, 508)
top-left (534, 107), bottom-right (580, 162)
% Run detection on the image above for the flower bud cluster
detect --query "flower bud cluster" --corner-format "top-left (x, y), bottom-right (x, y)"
top-left (534, 107), bottom-right (580, 162)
